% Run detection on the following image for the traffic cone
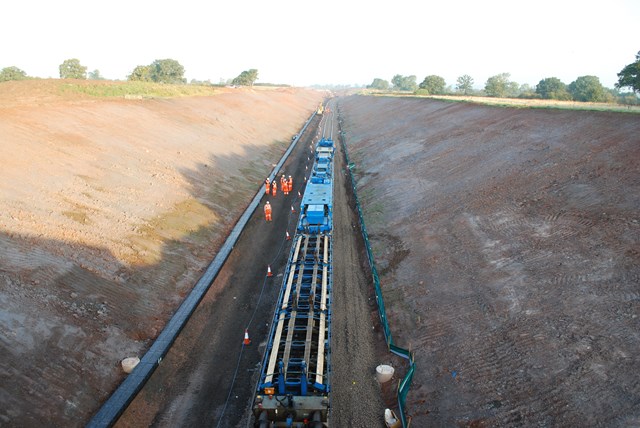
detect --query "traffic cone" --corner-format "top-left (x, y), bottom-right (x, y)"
top-left (298, 191), bottom-right (301, 198)
top-left (243, 329), bottom-right (251, 345)
top-left (267, 265), bottom-right (273, 277)
top-left (286, 231), bottom-right (291, 240)
top-left (291, 205), bottom-right (296, 214)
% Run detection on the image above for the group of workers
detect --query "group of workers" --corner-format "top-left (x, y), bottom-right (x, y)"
top-left (263, 174), bottom-right (294, 221)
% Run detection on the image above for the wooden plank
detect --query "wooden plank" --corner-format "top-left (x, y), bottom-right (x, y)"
top-left (281, 236), bottom-right (311, 371)
top-left (281, 236), bottom-right (303, 309)
top-left (303, 236), bottom-right (322, 366)
top-left (316, 235), bottom-right (330, 385)
top-left (265, 312), bottom-right (286, 384)
top-left (264, 236), bottom-right (303, 385)
top-left (321, 235), bottom-right (329, 311)
top-left (315, 314), bottom-right (326, 385)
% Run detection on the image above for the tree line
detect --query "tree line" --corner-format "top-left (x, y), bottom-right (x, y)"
top-left (0, 58), bottom-right (259, 87)
top-left (2, 52), bottom-right (639, 101)
top-left (367, 50), bottom-right (640, 104)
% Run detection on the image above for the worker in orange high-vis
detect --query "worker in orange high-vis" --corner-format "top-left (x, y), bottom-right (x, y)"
top-left (271, 180), bottom-right (277, 197)
top-left (264, 201), bottom-right (272, 221)
top-left (282, 174), bottom-right (289, 195)
top-left (288, 175), bottom-right (293, 194)
top-left (265, 178), bottom-right (270, 195)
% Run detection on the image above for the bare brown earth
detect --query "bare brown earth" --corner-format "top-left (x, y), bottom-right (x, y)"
top-left (337, 95), bottom-right (640, 426)
top-left (3, 81), bottom-right (639, 428)
top-left (0, 80), bottom-right (324, 426)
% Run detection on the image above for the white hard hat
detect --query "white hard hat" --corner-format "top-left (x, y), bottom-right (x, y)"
top-left (266, 201), bottom-right (270, 204)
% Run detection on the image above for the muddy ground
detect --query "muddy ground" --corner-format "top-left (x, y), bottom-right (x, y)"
top-left (338, 95), bottom-right (640, 427)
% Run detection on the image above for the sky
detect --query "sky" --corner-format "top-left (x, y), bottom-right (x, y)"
top-left (2, 0), bottom-right (639, 89)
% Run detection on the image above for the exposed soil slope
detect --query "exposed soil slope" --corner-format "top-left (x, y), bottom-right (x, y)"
top-left (337, 95), bottom-right (640, 427)
top-left (0, 80), bottom-right (323, 426)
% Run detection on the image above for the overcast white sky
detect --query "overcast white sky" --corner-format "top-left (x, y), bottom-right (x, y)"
top-left (3, 0), bottom-right (639, 89)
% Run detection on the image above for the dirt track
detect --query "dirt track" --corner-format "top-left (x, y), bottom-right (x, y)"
top-left (338, 95), bottom-right (640, 426)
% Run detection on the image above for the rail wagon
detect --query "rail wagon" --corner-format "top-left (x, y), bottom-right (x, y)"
top-left (253, 138), bottom-right (335, 427)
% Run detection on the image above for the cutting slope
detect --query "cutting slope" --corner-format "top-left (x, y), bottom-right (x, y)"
top-left (338, 95), bottom-right (640, 426)
top-left (0, 80), bottom-right (322, 426)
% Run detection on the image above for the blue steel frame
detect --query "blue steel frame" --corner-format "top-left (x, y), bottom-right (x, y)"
top-left (253, 137), bottom-right (336, 425)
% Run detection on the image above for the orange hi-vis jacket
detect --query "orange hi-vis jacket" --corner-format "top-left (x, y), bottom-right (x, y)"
top-left (264, 202), bottom-right (272, 220)
top-left (265, 178), bottom-right (270, 194)
top-left (271, 181), bottom-right (277, 197)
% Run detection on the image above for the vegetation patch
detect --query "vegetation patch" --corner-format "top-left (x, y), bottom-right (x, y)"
top-left (59, 81), bottom-right (221, 99)
top-left (62, 210), bottom-right (90, 224)
top-left (127, 198), bottom-right (220, 265)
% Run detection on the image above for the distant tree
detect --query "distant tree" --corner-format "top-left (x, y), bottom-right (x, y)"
top-left (518, 83), bottom-right (537, 98)
top-left (150, 59), bottom-right (186, 84)
top-left (506, 80), bottom-right (520, 98)
top-left (484, 73), bottom-right (513, 97)
top-left (391, 74), bottom-right (417, 91)
top-left (536, 77), bottom-right (571, 100)
top-left (190, 78), bottom-right (212, 85)
top-left (0, 66), bottom-right (28, 82)
top-left (616, 50), bottom-right (640, 94)
top-left (88, 69), bottom-right (104, 80)
top-left (367, 78), bottom-right (389, 90)
top-left (418, 75), bottom-right (446, 95)
top-left (568, 75), bottom-right (608, 102)
top-left (231, 68), bottom-right (259, 86)
top-left (456, 74), bottom-right (474, 95)
top-left (128, 65), bottom-right (153, 82)
top-left (59, 58), bottom-right (87, 79)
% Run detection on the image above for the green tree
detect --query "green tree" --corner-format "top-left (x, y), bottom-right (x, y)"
top-left (367, 78), bottom-right (389, 90)
top-left (484, 73), bottom-right (513, 97)
top-left (150, 59), bottom-right (186, 84)
top-left (616, 50), bottom-right (640, 94)
top-left (231, 68), bottom-right (259, 86)
top-left (456, 74), bottom-right (474, 95)
top-left (391, 74), bottom-right (417, 91)
top-left (536, 77), bottom-right (571, 100)
top-left (518, 83), bottom-right (537, 98)
top-left (0, 66), bottom-right (28, 82)
top-left (59, 58), bottom-right (87, 79)
top-left (128, 65), bottom-right (152, 82)
top-left (418, 75), bottom-right (446, 95)
top-left (506, 81), bottom-right (520, 97)
top-left (88, 69), bottom-right (104, 80)
top-left (568, 75), bottom-right (607, 102)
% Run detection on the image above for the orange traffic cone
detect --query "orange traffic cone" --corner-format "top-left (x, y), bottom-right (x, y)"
top-left (291, 205), bottom-right (296, 214)
top-left (286, 231), bottom-right (291, 240)
top-left (243, 329), bottom-right (251, 345)
top-left (267, 265), bottom-right (273, 277)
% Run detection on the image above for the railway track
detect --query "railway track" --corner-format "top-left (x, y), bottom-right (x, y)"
top-left (251, 108), bottom-right (336, 426)
top-left (92, 99), bottom-right (386, 428)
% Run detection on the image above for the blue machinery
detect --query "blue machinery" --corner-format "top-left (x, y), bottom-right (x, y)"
top-left (253, 137), bottom-right (335, 427)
